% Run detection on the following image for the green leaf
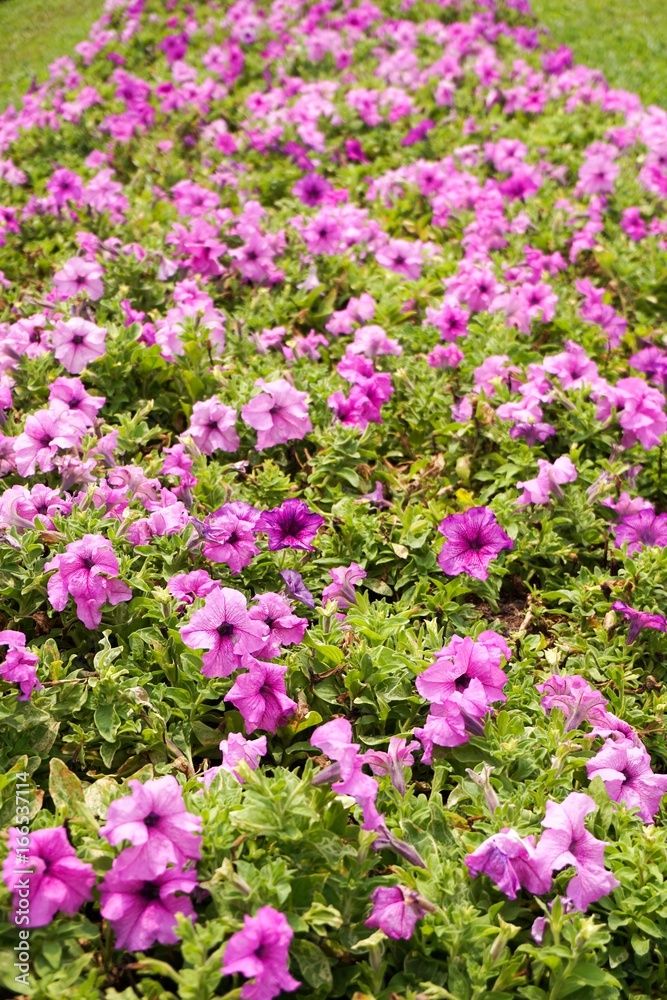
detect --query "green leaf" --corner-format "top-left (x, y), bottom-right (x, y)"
top-left (291, 939), bottom-right (333, 990)
top-left (49, 758), bottom-right (85, 813)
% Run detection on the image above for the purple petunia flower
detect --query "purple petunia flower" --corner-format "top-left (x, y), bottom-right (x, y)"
top-left (437, 507), bottom-right (513, 580)
top-left (365, 885), bottom-right (431, 939)
top-left (44, 534), bottom-right (132, 629)
top-left (2, 826), bottom-right (95, 927)
top-left (199, 501), bottom-right (261, 573)
top-left (586, 737), bottom-right (667, 823)
top-left (100, 775), bottom-right (202, 878)
top-left (0, 630), bottom-right (42, 700)
top-left (534, 792), bottom-right (619, 912)
top-left (256, 499), bottom-right (324, 551)
top-left (248, 592), bottom-right (308, 659)
top-left (363, 737), bottom-right (421, 795)
top-left (415, 632), bottom-right (510, 758)
top-left (51, 317), bottom-right (107, 373)
top-left (613, 508), bottom-right (667, 554)
top-left (99, 862), bottom-right (197, 951)
top-left (185, 397), bottom-right (239, 455)
top-left (200, 733), bottom-right (268, 787)
top-left (465, 828), bottom-right (552, 899)
top-left (322, 562), bottom-right (366, 609)
top-left (225, 658), bottom-right (297, 733)
top-left (292, 173), bottom-right (333, 207)
top-left (611, 600), bottom-right (667, 644)
top-left (221, 905), bottom-right (300, 1000)
top-left (180, 587), bottom-right (269, 677)
top-left (280, 569), bottom-right (316, 609)
top-left (241, 378), bottom-right (312, 450)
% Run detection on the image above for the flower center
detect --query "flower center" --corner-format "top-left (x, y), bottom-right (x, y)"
top-left (217, 622), bottom-right (234, 638)
top-left (140, 882), bottom-right (161, 901)
top-left (144, 811), bottom-right (160, 828)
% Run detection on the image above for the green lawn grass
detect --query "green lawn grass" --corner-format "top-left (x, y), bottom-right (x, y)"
top-left (531, 0), bottom-right (667, 108)
top-left (0, 0), bottom-right (665, 114)
top-left (0, 0), bottom-right (103, 110)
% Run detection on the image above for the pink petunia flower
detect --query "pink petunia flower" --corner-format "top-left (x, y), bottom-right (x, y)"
top-left (100, 862), bottom-right (197, 951)
top-left (185, 397), bottom-right (239, 455)
top-left (51, 318), bottom-right (107, 373)
top-left (221, 906), bottom-right (300, 1000)
top-left (241, 378), bottom-right (312, 450)
top-left (437, 507), bottom-right (513, 580)
top-left (2, 826), bottom-right (95, 927)
top-left (44, 534), bottom-right (132, 629)
top-left (180, 587), bottom-right (268, 677)
top-left (225, 658), bottom-right (297, 734)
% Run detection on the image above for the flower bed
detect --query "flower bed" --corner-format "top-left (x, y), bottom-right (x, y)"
top-left (1, 0), bottom-right (667, 997)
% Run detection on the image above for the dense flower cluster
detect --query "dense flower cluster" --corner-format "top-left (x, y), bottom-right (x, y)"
top-left (2, 0), bottom-right (667, 995)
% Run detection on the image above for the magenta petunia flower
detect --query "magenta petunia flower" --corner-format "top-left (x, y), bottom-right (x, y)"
top-left (534, 792), bottom-right (619, 912)
top-left (221, 905), bottom-right (300, 1000)
top-left (363, 737), bottom-right (420, 795)
top-left (0, 630), bottom-right (42, 700)
top-left (100, 775), bottom-right (202, 878)
top-left (311, 719), bottom-right (383, 831)
top-left (365, 885), bottom-right (430, 939)
top-left (465, 828), bottom-right (552, 899)
top-left (185, 397), bottom-right (239, 455)
top-left (200, 732), bottom-right (268, 786)
top-left (167, 570), bottom-right (217, 606)
top-left (44, 534), bottom-right (132, 629)
top-left (51, 318), bottom-right (107, 373)
top-left (53, 256), bottom-right (104, 300)
top-left (437, 507), bottom-right (513, 580)
top-left (611, 600), bottom-right (667, 644)
top-left (414, 632), bottom-right (510, 755)
top-left (2, 826), bottom-right (95, 927)
top-left (200, 501), bottom-right (261, 573)
top-left (279, 569), bottom-right (316, 609)
top-left (241, 378), bottom-right (312, 450)
top-left (48, 375), bottom-right (105, 426)
top-left (256, 499), bottom-right (324, 551)
top-left (322, 562), bottom-right (367, 610)
top-left (613, 508), bottom-right (667, 554)
top-left (292, 173), bottom-right (333, 207)
top-left (586, 737), bottom-right (667, 823)
top-left (180, 587), bottom-right (268, 677)
top-left (248, 592), bottom-right (308, 659)
top-left (13, 409), bottom-right (81, 477)
top-left (99, 861), bottom-right (197, 951)
top-left (225, 658), bottom-right (297, 734)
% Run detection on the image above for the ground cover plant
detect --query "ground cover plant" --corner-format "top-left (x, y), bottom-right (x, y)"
top-left (3, 0), bottom-right (667, 998)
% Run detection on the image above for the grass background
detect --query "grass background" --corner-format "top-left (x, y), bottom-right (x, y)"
top-left (0, 0), bottom-right (102, 110)
top-left (0, 0), bottom-right (664, 109)
top-left (531, 0), bottom-right (667, 107)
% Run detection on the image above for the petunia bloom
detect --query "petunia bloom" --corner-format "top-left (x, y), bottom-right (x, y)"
top-left (44, 534), bottom-right (132, 629)
top-left (241, 378), bottom-right (312, 450)
top-left (534, 792), bottom-right (619, 911)
top-left (225, 658), bottom-right (297, 733)
top-left (180, 587), bottom-right (268, 677)
top-left (466, 828), bottom-right (552, 899)
top-left (100, 775), bottom-right (202, 878)
top-left (185, 397), bottom-right (239, 455)
top-left (99, 862), bottom-right (197, 951)
top-left (221, 906), bottom-right (300, 1000)
top-left (248, 592), bottom-right (308, 659)
top-left (51, 318), bottom-right (107, 373)
top-left (0, 630), bottom-right (42, 700)
top-left (256, 499), bottom-right (324, 551)
top-left (437, 507), bottom-right (513, 581)
top-left (2, 826), bottom-right (95, 927)
top-left (611, 600), bottom-right (667, 644)
top-left (199, 501), bottom-right (261, 573)
top-left (322, 562), bottom-right (366, 609)
top-left (365, 885), bottom-right (431, 939)
top-left (586, 737), bottom-right (667, 823)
